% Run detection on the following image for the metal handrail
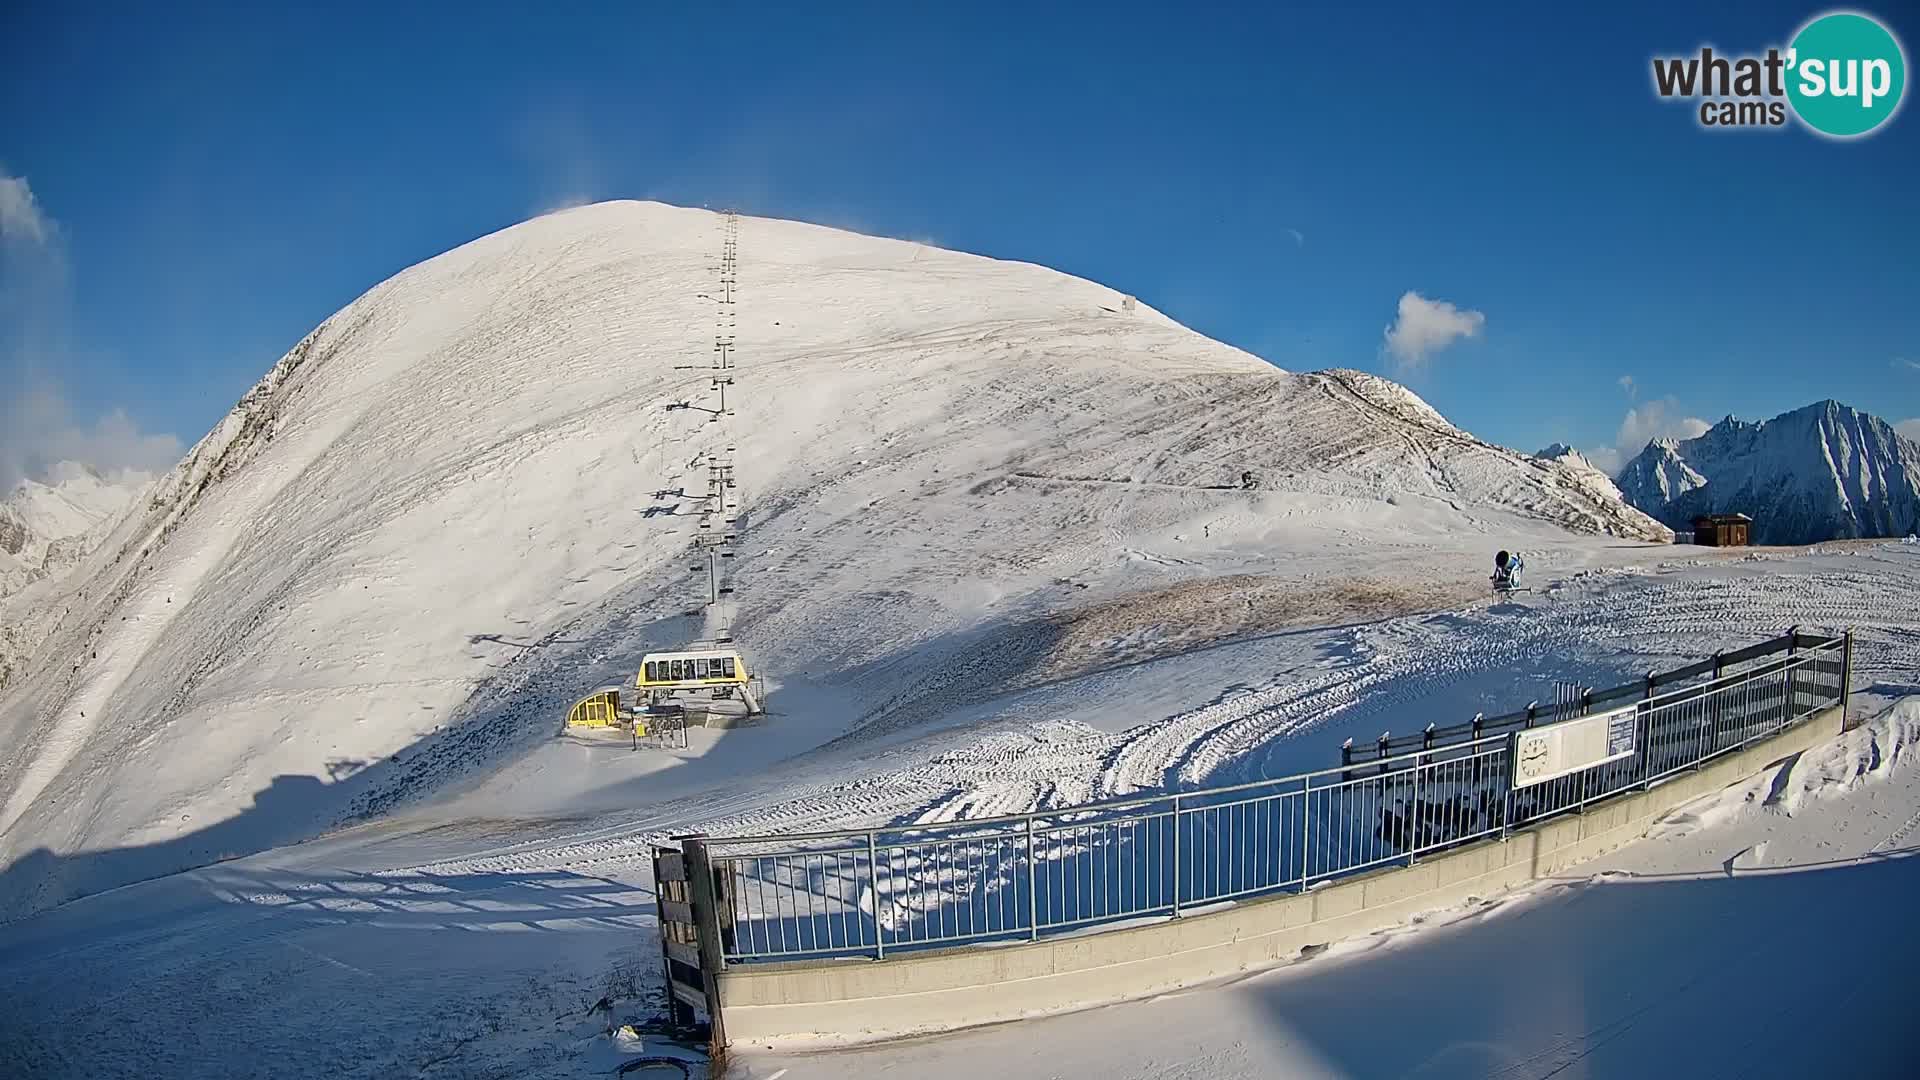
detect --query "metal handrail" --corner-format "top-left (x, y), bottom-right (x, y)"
top-left (705, 636), bottom-right (1843, 848)
top-left (694, 631), bottom-right (1850, 964)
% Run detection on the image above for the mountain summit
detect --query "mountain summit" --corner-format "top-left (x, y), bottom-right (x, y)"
top-left (1615, 400), bottom-right (1920, 545)
top-left (0, 201), bottom-right (1667, 915)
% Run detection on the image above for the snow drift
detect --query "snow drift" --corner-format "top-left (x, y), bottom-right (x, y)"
top-left (0, 201), bottom-right (1667, 917)
top-left (1616, 400), bottom-right (1920, 545)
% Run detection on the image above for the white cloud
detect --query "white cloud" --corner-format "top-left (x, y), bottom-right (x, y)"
top-left (1381, 291), bottom-right (1485, 370)
top-left (1584, 445), bottom-right (1625, 475)
top-left (1895, 419), bottom-right (1920, 443)
top-left (1, 379), bottom-right (183, 491)
top-left (1895, 358), bottom-right (1920, 372)
top-left (1284, 227), bottom-right (1305, 249)
top-left (1, 169), bottom-right (182, 492)
top-left (1618, 374), bottom-right (1636, 399)
top-left (1582, 396), bottom-right (1712, 477)
top-left (1617, 398), bottom-right (1711, 453)
top-left (0, 171), bottom-right (52, 247)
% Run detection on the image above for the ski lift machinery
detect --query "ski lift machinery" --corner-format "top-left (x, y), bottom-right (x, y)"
top-left (635, 648), bottom-right (766, 715)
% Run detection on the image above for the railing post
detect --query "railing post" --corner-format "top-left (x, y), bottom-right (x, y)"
top-left (1500, 729), bottom-right (1514, 840)
top-left (1025, 816), bottom-right (1039, 941)
top-left (1787, 626), bottom-right (1800, 721)
top-left (1341, 737), bottom-right (1353, 783)
top-left (1524, 702), bottom-right (1537, 728)
top-left (1409, 751), bottom-right (1422, 866)
top-left (1171, 796), bottom-right (1183, 917)
top-left (867, 831), bottom-right (883, 958)
top-left (1642, 674), bottom-right (1656, 788)
top-left (1468, 713), bottom-right (1485, 783)
top-left (1376, 731), bottom-right (1390, 777)
top-left (1711, 651), bottom-right (1724, 751)
top-left (1298, 777), bottom-right (1312, 890)
top-left (1842, 630), bottom-right (1855, 728)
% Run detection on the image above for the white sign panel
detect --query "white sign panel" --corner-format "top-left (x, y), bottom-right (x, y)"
top-left (1511, 705), bottom-right (1639, 789)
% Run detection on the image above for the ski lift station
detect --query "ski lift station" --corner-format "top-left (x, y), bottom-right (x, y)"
top-left (636, 647), bottom-right (764, 715)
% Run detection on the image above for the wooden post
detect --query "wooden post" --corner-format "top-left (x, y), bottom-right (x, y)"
top-left (651, 846), bottom-right (693, 1029)
top-left (682, 836), bottom-right (729, 1059)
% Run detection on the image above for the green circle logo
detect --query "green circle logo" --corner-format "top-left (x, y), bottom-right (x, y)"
top-left (1787, 11), bottom-right (1907, 137)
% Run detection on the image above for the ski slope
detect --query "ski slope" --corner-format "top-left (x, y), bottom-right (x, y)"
top-left (2, 543), bottom-right (1916, 1079)
top-left (0, 201), bottom-right (1668, 919)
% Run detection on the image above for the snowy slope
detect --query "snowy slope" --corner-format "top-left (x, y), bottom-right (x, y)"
top-left (0, 201), bottom-right (1667, 916)
top-left (1616, 400), bottom-right (1920, 545)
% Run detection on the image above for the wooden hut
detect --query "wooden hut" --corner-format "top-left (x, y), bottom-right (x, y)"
top-left (1691, 513), bottom-right (1753, 547)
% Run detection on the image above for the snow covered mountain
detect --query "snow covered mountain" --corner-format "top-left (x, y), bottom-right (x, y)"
top-left (0, 462), bottom-right (149, 592)
top-left (1536, 443), bottom-right (1601, 475)
top-left (1536, 442), bottom-right (1631, 506)
top-left (0, 464), bottom-right (152, 687)
top-left (1, 465), bottom-right (152, 696)
top-left (1615, 401), bottom-right (1920, 545)
top-left (0, 201), bottom-right (1668, 917)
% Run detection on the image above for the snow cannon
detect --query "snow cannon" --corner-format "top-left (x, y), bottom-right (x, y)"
top-left (1491, 550), bottom-right (1528, 594)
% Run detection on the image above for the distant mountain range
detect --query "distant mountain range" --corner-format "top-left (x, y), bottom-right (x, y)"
top-left (1612, 400), bottom-right (1920, 546)
top-left (0, 462), bottom-right (151, 603)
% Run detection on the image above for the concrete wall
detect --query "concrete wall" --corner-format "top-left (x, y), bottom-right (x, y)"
top-left (717, 705), bottom-right (1846, 1049)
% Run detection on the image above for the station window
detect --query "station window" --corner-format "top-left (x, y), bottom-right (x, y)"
top-left (722, 658), bottom-right (736, 678)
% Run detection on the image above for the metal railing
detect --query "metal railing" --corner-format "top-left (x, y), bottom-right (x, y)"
top-left (690, 631), bottom-right (1849, 963)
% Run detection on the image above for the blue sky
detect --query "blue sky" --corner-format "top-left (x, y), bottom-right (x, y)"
top-left (2, 1), bottom-right (1915, 487)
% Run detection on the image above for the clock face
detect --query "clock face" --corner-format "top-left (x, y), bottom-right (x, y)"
top-left (1516, 733), bottom-right (1551, 780)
